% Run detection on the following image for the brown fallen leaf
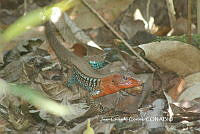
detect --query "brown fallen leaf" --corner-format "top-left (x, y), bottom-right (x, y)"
top-left (72, 43), bottom-right (87, 57)
top-left (168, 78), bottom-right (185, 101)
top-left (115, 95), bottom-right (140, 113)
top-left (178, 83), bottom-right (200, 102)
top-left (172, 17), bottom-right (196, 36)
top-left (139, 41), bottom-right (200, 76)
top-left (177, 72), bottom-right (200, 101)
top-left (120, 18), bottom-right (145, 39)
top-left (69, 0), bottom-right (134, 29)
top-left (184, 72), bottom-right (200, 89)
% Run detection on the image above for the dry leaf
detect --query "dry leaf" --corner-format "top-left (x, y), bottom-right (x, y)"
top-left (177, 72), bottom-right (200, 101)
top-left (168, 78), bottom-right (185, 101)
top-left (184, 72), bottom-right (200, 89)
top-left (139, 41), bottom-right (200, 76)
top-left (69, 0), bottom-right (134, 29)
top-left (178, 84), bottom-right (200, 101)
top-left (120, 18), bottom-right (145, 39)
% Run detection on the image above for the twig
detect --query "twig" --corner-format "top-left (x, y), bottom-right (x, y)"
top-left (82, 0), bottom-right (156, 72)
top-left (146, 0), bottom-right (151, 30)
top-left (187, 0), bottom-right (192, 43)
top-left (165, 0), bottom-right (176, 28)
top-left (24, 0), bottom-right (27, 15)
top-left (197, 0), bottom-right (200, 34)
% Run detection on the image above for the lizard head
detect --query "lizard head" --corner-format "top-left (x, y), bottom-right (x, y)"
top-left (111, 74), bottom-right (142, 88)
top-left (92, 74), bottom-right (142, 98)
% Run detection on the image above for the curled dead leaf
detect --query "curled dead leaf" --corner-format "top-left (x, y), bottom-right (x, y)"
top-left (139, 41), bottom-right (200, 76)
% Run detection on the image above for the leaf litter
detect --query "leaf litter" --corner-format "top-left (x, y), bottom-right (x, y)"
top-left (1, 0), bottom-right (200, 133)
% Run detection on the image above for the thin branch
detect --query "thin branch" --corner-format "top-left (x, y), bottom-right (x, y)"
top-left (82, 0), bottom-right (156, 72)
top-left (187, 0), bottom-right (192, 43)
top-left (24, 0), bottom-right (27, 15)
top-left (165, 0), bottom-right (176, 28)
top-left (197, 0), bottom-right (200, 34)
top-left (146, 0), bottom-right (151, 30)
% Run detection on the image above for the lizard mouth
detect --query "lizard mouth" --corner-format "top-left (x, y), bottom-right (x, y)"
top-left (118, 79), bottom-right (143, 88)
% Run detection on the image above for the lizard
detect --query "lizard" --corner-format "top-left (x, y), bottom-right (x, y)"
top-left (45, 21), bottom-right (142, 99)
